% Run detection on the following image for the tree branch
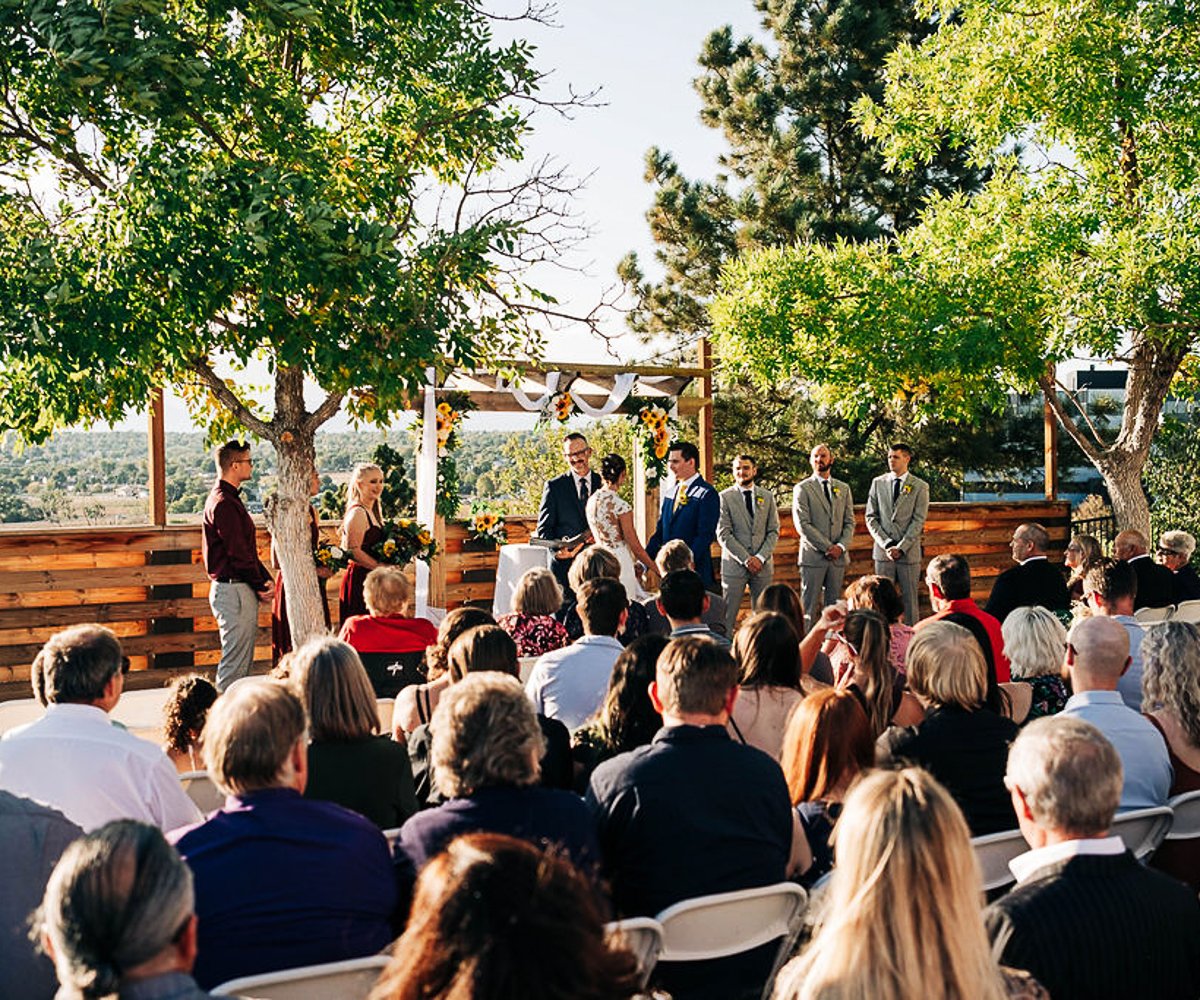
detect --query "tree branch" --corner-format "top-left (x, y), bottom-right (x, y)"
top-left (304, 390), bottom-right (346, 433)
top-left (1038, 374), bottom-right (1104, 465)
top-left (1053, 376), bottom-right (1108, 444)
top-left (191, 358), bottom-right (275, 439)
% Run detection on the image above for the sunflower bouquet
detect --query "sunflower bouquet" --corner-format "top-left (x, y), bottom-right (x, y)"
top-left (313, 540), bottom-right (350, 571)
top-left (628, 400), bottom-right (676, 487)
top-left (370, 517), bottom-right (438, 566)
top-left (468, 504), bottom-right (507, 549)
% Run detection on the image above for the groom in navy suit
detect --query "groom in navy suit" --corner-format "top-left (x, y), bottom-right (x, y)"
top-left (537, 432), bottom-right (602, 591)
top-left (647, 441), bottom-right (720, 588)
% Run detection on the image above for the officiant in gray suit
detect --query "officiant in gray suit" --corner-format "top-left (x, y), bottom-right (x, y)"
top-left (864, 442), bottom-right (930, 625)
top-left (717, 455), bottom-right (780, 636)
top-left (792, 443), bottom-right (855, 620)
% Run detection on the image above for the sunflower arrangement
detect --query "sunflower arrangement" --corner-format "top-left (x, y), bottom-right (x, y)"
top-left (467, 503), bottom-right (507, 549)
top-left (434, 400), bottom-right (462, 457)
top-left (370, 517), bottom-right (438, 566)
top-left (543, 390), bottom-right (574, 423)
top-left (313, 540), bottom-right (350, 571)
top-left (628, 399), bottom-right (677, 487)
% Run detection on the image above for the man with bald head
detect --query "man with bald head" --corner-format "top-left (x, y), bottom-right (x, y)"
top-left (1060, 616), bottom-right (1171, 810)
top-left (984, 522), bottom-right (1069, 622)
top-left (1113, 529), bottom-right (1174, 611)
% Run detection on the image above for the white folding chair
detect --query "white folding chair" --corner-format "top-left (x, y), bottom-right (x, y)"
top-left (178, 771), bottom-right (225, 813)
top-left (110, 686), bottom-right (174, 729)
top-left (381, 827), bottom-right (403, 854)
top-left (1111, 805), bottom-right (1174, 861)
top-left (1134, 605), bottom-right (1173, 624)
top-left (1173, 600), bottom-right (1200, 624)
top-left (518, 656), bottom-right (539, 684)
top-left (605, 917), bottom-right (664, 989)
top-left (376, 697), bottom-right (394, 732)
top-left (655, 882), bottom-right (807, 1000)
top-left (971, 827), bottom-right (1029, 893)
top-left (211, 955), bottom-right (390, 998)
top-left (1166, 790), bottom-right (1200, 842)
top-left (0, 698), bottom-right (44, 736)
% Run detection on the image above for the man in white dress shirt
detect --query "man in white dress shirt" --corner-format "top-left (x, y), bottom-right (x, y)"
top-left (792, 443), bottom-right (855, 620)
top-left (0, 626), bottom-right (201, 832)
top-left (864, 442), bottom-right (930, 625)
top-left (717, 454), bottom-right (780, 635)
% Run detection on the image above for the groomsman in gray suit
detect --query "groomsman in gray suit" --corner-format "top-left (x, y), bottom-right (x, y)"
top-left (717, 454), bottom-right (781, 635)
top-left (865, 442), bottom-right (930, 625)
top-left (792, 443), bottom-right (855, 621)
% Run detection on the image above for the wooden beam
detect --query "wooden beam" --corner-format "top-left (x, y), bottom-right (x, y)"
top-left (148, 388), bottom-right (167, 526)
top-left (435, 391), bottom-right (711, 415)
top-left (697, 339), bottom-right (714, 481)
top-left (489, 360), bottom-right (710, 379)
top-left (1044, 381), bottom-right (1059, 501)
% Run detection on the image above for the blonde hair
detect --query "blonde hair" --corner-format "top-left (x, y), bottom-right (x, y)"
top-left (774, 768), bottom-right (1007, 1000)
top-left (1001, 606), bottom-right (1067, 680)
top-left (512, 568), bottom-right (563, 616)
top-left (364, 565), bottom-right (412, 617)
top-left (1142, 621), bottom-right (1200, 746)
top-left (347, 462), bottom-right (384, 522)
top-left (568, 545), bottom-right (621, 592)
top-left (905, 621), bottom-right (987, 710)
top-left (289, 636), bottom-right (380, 742)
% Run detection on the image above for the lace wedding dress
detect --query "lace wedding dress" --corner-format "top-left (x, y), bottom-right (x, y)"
top-left (586, 487), bottom-right (649, 602)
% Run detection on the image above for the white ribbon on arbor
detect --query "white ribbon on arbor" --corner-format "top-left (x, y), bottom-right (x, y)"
top-left (498, 370), bottom-right (640, 417)
top-left (414, 367), bottom-right (438, 618)
top-left (500, 371), bottom-right (561, 410)
top-left (572, 372), bottom-right (638, 416)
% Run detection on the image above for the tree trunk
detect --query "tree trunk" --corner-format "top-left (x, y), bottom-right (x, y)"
top-left (1095, 454), bottom-right (1151, 539)
top-left (274, 433), bottom-right (329, 647)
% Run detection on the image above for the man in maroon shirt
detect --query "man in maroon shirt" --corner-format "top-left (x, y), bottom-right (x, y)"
top-left (918, 553), bottom-right (1010, 682)
top-left (203, 441), bottom-right (273, 690)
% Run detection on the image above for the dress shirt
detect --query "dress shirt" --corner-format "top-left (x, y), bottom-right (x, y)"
top-left (169, 787), bottom-right (396, 989)
top-left (201, 481), bottom-right (270, 589)
top-left (1111, 614), bottom-right (1145, 711)
top-left (0, 791), bottom-right (82, 1000)
top-left (890, 472), bottom-right (907, 510)
top-left (1061, 690), bottom-right (1172, 809)
top-left (668, 623), bottom-right (733, 648)
top-left (118, 972), bottom-right (215, 999)
top-left (526, 634), bottom-right (624, 731)
top-left (1009, 835), bottom-right (1124, 885)
top-left (0, 704), bottom-right (201, 832)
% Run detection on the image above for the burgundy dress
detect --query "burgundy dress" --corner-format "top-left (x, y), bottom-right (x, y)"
top-left (271, 514), bottom-right (332, 665)
top-left (339, 507), bottom-right (384, 623)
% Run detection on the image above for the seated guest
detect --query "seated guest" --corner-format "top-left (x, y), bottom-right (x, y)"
top-left (587, 637), bottom-right (806, 1000)
top-left (392, 606), bottom-right (493, 740)
top-left (1082, 558), bottom-right (1144, 709)
top-left (169, 681), bottom-right (396, 989)
top-left (558, 545), bottom-right (650, 646)
top-left (643, 540), bottom-right (728, 636)
top-left (0, 792), bottom-right (81, 1000)
top-left (0, 625), bottom-right (201, 832)
top-left (986, 717), bottom-right (1200, 1000)
top-left (409, 625), bottom-right (572, 805)
top-left (1141, 622), bottom-right (1200, 889)
top-left (836, 574), bottom-right (913, 672)
top-left (572, 634), bottom-right (670, 792)
top-left (338, 566), bottom-right (438, 696)
top-left (1060, 615), bottom-right (1170, 810)
top-left (370, 833), bottom-right (639, 1000)
top-left (655, 569), bottom-right (732, 647)
top-left (497, 567), bottom-right (570, 657)
top-left (162, 675), bottom-right (219, 773)
top-left (289, 636), bottom-right (417, 828)
top-left (37, 820), bottom-right (211, 1000)
top-left (882, 621), bottom-right (1019, 835)
top-left (1158, 529), bottom-right (1200, 603)
top-left (756, 582), bottom-right (835, 684)
top-left (1114, 528), bottom-right (1175, 610)
top-left (776, 768), bottom-right (1048, 1000)
top-left (395, 674), bottom-right (598, 884)
top-left (780, 688), bottom-right (873, 889)
top-left (527, 578), bottom-right (628, 731)
top-left (728, 611), bottom-right (805, 758)
top-left (920, 553), bottom-right (1010, 681)
top-left (1064, 533), bottom-right (1102, 603)
top-left (829, 609), bottom-right (923, 736)
top-left (999, 606), bottom-right (1070, 725)
top-left (984, 522), bottom-right (1070, 623)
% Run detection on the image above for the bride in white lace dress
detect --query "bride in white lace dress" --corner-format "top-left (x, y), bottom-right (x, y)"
top-left (586, 454), bottom-right (657, 602)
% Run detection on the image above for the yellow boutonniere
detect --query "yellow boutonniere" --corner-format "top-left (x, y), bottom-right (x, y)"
top-left (832, 487), bottom-right (840, 496)
top-left (756, 496), bottom-right (764, 505)
top-left (903, 484), bottom-right (913, 494)
top-left (677, 491), bottom-right (689, 507)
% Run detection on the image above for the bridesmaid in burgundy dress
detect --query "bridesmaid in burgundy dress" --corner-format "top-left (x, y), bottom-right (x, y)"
top-left (271, 467), bottom-right (333, 665)
top-left (340, 462), bottom-right (386, 622)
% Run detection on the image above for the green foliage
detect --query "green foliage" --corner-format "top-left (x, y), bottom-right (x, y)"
top-left (493, 422), bottom-right (635, 514)
top-left (372, 443), bottom-right (415, 521)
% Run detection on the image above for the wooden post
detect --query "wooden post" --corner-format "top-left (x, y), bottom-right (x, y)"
top-left (1044, 372), bottom-right (1058, 501)
top-left (697, 338), bottom-right (714, 482)
top-left (148, 388), bottom-right (167, 527)
top-left (430, 514), bottom-right (447, 609)
top-left (633, 434), bottom-right (659, 543)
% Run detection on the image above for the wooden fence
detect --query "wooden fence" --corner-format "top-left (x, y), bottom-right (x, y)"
top-left (0, 500), bottom-right (1069, 700)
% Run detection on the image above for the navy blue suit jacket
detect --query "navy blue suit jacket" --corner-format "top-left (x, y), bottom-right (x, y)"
top-left (537, 471), bottom-right (601, 588)
top-left (647, 477), bottom-right (720, 585)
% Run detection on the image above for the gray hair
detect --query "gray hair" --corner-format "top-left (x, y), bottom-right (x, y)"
top-left (1160, 530), bottom-right (1196, 560)
top-left (1006, 716), bottom-right (1122, 837)
top-left (38, 821), bottom-right (194, 999)
top-left (1142, 621), bottom-right (1200, 745)
top-left (430, 673), bottom-right (544, 798)
top-left (1001, 606), bottom-right (1067, 680)
top-left (33, 625), bottom-right (124, 705)
top-left (1016, 522), bottom-right (1050, 552)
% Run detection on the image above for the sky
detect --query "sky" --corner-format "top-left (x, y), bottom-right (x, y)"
top-left (119, 1), bottom-right (764, 434)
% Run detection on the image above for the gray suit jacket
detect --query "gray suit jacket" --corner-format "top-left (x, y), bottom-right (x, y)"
top-left (717, 485), bottom-right (780, 572)
top-left (865, 473), bottom-right (929, 564)
top-left (792, 476), bottom-right (854, 567)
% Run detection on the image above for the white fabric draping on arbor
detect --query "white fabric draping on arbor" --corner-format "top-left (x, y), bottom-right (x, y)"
top-left (414, 368), bottom-right (437, 619)
top-left (500, 371), bottom-right (561, 410)
top-left (571, 372), bottom-right (638, 416)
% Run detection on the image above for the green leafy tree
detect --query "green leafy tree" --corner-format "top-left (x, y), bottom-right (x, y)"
top-left (493, 422), bottom-right (635, 515)
top-left (0, 1), bottom-right (588, 640)
top-left (713, 0), bottom-right (1200, 536)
